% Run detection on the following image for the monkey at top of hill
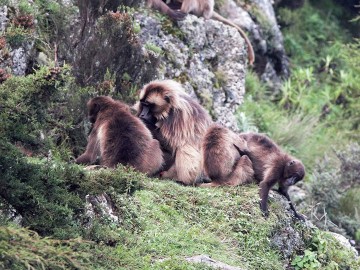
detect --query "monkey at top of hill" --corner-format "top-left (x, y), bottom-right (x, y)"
top-left (75, 96), bottom-right (164, 176)
top-left (239, 132), bottom-right (306, 220)
top-left (134, 79), bottom-right (213, 185)
top-left (146, 0), bottom-right (255, 65)
top-left (200, 124), bottom-right (255, 187)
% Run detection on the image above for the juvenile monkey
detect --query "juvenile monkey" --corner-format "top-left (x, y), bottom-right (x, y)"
top-left (147, 0), bottom-right (255, 65)
top-left (201, 124), bottom-right (254, 187)
top-left (240, 132), bottom-right (306, 220)
top-left (134, 79), bottom-right (213, 185)
top-left (76, 96), bottom-right (164, 176)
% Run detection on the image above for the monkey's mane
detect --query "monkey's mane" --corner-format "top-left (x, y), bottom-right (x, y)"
top-left (156, 80), bottom-right (212, 149)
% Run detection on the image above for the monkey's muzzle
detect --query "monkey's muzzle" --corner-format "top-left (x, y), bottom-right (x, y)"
top-left (285, 176), bottom-right (298, 186)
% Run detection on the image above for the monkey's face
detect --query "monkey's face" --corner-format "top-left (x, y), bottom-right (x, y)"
top-left (283, 160), bottom-right (305, 186)
top-left (137, 86), bottom-right (172, 121)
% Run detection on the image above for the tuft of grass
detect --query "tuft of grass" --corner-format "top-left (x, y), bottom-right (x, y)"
top-left (0, 225), bottom-right (122, 270)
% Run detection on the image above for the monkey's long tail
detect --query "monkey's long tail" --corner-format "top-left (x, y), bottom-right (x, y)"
top-left (212, 12), bottom-right (255, 66)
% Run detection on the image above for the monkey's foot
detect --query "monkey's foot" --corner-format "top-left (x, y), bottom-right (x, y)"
top-left (259, 202), bottom-right (269, 218)
top-left (169, 10), bottom-right (187, 21)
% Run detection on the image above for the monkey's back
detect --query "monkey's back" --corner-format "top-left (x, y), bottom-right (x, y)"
top-left (240, 132), bottom-right (285, 182)
top-left (101, 106), bottom-right (163, 174)
top-left (202, 125), bottom-right (240, 179)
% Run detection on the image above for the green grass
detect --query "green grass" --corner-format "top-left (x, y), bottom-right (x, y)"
top-left (110, 180), bottom-right (293, 269)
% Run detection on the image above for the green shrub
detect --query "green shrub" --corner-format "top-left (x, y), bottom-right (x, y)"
top-left (0, 140), bottom-right (141, 239)
top-left (0, 225), bottom-right (123, 269)
top-left (305, 143), bottom-right (360, 242)
top-left (291, 229), bottom-right (360, 270)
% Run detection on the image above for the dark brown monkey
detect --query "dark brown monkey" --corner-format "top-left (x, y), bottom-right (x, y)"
top-left (140, 112), bottom-right (175, 172)
top-left (200, 124), bottom-right (254, 187)
top-left (134, 79), bottom-right (213, 185)
top-left (147, 0), bottom-right (255, 65)
top-left (76, 96), bottom-right (164, 176)
top-left (240, 132), bottom-right (306, 220)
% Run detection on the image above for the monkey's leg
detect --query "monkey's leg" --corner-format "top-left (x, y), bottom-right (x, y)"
top-left (171, 146), bottom-right (201, 185)
top-left (160, 163), bottom-right (178, 179)
top-left (278, 186), bottom-right (306, 221)
top-left (199, 181), bottom-right (222, 187)
top-left (147, 0), bottom-right (186, 20)
top-left (259, 169), bottom-right (278, 217)
top-left (75, 152), bottom-right (93, 165)
top-left (225, 155), bottom-right (254, 186)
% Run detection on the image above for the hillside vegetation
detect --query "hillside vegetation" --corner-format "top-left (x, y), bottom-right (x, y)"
top-left (0, 0), bottom-right (359, 269)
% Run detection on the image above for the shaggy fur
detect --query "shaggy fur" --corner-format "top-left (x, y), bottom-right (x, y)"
top-left (135, 80), bottom-right (213, 185)
top-left (201, 124), bottom-right (254, 187)
top-left (240, 132), bottom-right (306, 220)
top-left (76, 96), bottom-right (164, 175)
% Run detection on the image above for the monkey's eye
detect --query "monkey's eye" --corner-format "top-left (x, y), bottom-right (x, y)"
top-left (289, 160), bottom-right (296, 166)
top-left (140, 100), bottom-right (148, 106)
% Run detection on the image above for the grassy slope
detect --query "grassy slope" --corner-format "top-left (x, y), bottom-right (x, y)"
top-left (116, 180), bottom-right (283, 269)
top-left (1, 1), bottom-right (360, 269)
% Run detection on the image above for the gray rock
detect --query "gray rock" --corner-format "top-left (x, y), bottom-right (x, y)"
top-left (10, 41), bottom-right (35, 75)
top-left (270, 192), bottom-right (306, 262)
top-left (0, 5), bottom-right (8, 32)
top-left (328, 232), bottom-right (359, 257)
top-left (218, 0), bottom-right (290, 93)
top-left (186, 255), bottom-right (244, 270)
top-left (288, 185), bottom-right (307, 205)
top-left (84, 193), bottom-right (119, 228)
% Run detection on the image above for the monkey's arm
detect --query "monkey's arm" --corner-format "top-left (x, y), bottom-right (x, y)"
top-left (75, 152), bottom-right (93, 165)
top-left (146, 0), bottom-right (186, 21)
top-left (259, 169), bottom-right (278, 217)
top-left (75, 131), bottom-right (99, 165)
top-left (277, 186), bottom-right (306, 221)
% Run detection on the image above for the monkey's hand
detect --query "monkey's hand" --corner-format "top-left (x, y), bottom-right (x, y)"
top-left (259, 201), bottom-right (269, 218)
top-left (168, 10), bottom-right (187, 21)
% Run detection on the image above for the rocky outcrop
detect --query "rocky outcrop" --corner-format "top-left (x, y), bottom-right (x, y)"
top-left (0, 5), bottom-right (36, 76)
top-left (217, 0), bottom-right (290, 92)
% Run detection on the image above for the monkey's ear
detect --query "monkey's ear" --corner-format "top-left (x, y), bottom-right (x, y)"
top-left (164, 95), bottom-right (170, 103)
top-left (288, 160), bottom-right (296, 166)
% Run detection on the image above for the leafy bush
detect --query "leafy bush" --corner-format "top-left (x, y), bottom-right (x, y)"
top-left (291, 230), bottom-right (360, 270)
top-left (305, 143), bottom-right (360, 243)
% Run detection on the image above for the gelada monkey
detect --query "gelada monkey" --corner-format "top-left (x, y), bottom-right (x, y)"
top-left (240, 132), bottom-right (306, 220)
top-left (134, 79), bottom-right (213, 185)
top-left (76, 96), bottom-right (164, 176)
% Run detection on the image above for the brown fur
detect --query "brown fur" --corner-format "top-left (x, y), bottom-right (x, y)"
top-left (200, 124), bottom-right (254, 187)
top-left (147, 0), bottom-right (255, 65)
top-left (76, 96), bottom-right (164, 176)
top-left (146, 0), bottom-right (186, 20)
top-left (240, 132), bottom-right (306, 220)
top-left (134, 80), bottom-right (213, 185)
